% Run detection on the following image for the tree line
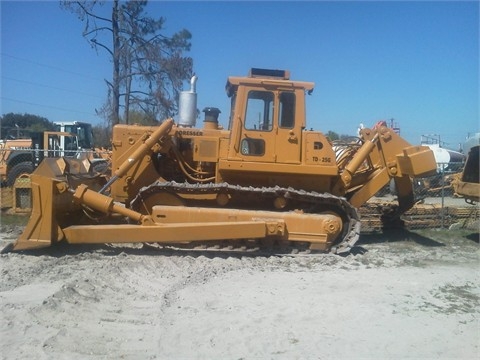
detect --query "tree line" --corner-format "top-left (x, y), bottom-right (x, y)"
top-left (0, 113), bottom-right (111, 148)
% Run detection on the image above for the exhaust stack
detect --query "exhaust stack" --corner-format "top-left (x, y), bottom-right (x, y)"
top-left (178, 75), bottom-right (198, 127)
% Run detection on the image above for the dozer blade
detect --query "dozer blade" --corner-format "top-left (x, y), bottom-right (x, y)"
top-left (6, 157), bottom-right (106, 252)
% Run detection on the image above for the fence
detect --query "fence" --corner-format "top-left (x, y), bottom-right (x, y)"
top-left (361, 162), bottom-right (478, 232)
top-left (1, 163), bottom-right (478, 232)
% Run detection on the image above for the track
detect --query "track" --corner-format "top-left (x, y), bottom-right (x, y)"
top-left (130, 181), bottom-right (361, 254)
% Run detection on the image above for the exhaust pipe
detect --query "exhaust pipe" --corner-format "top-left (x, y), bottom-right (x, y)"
top-left (178, 75), bottom-right (198, 127)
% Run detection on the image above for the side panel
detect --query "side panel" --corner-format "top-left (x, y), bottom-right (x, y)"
top-left (218, 159), bottom-right (337, 192)
top-left (193, 137), bottom-right (219, 163)
top-left (303, 132), bottom-right (337, 167)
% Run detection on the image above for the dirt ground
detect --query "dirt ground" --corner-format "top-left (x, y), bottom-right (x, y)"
top-left (0, 223), bottom-right (478, 359)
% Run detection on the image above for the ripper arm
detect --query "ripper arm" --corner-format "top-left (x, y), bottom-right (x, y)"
top-left (335, 125), bottom-right (436, 212)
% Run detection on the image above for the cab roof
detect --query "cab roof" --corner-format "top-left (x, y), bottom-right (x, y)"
top-left (225, 68), bottom-right (315, 97)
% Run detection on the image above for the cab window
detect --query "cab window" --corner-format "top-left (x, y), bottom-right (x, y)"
top-left (279, 92), bottom-right (295, 128)
top-left (245, 91), bottom-right (274, 131)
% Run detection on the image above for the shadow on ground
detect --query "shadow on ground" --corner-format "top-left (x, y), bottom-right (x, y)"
top-left (465, 232), bottom-right (479, 243)
top-left (358, 228), bottom-right (446, 247)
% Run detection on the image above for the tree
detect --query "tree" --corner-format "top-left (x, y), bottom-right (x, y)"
top-left (62, 0), bottom-right (193, 127)
top-left (326, 130), bottom-right (340, 141)
top-left (124, 110), bottom-right (159, 126)
top-left (325, 130), bottom-right (355, 142)
top-left (91, 123), bottom-right (111, 148)
top-left (90, 109), bottom-right (158, 149)
top-left (0, 113), bottom-right (55, 139)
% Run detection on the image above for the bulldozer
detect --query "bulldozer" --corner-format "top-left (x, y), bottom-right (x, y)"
top-left (453, 145), bottom-right (479, 204)
top-left (4, 68), bottom-right (437, 254)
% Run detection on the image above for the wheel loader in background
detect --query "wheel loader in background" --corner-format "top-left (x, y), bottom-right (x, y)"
top-left (5, 68), bottom-right (437, 254)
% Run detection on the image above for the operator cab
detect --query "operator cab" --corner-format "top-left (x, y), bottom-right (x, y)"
top-left (225, 68), bottom-right (314, 164)
top-left (54, 121), bottom-right (94, 153)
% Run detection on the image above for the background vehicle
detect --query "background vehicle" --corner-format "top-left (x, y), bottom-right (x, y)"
top-left (53, 121), bottom-right (94, 153)
top-left (7, 68), bottom-right (437, 254)
top-left (0, 121), bottom-right (106, 187)
top-left (453, 145), bottom-right (479, 204)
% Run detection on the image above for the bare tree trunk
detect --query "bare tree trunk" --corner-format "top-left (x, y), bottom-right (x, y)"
top-left (124, 80), bottom-right (131, 124)
top-left (124, 58), bottom-right (132, 124)
top-left (111, 0), bottom-right (121, 125)
top-left (62, 0), bottom-right (192, 126)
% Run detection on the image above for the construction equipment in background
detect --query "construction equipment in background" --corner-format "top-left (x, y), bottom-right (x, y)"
top-left (5, 68), bottom-right (437, 254)
top-left (0, 121), bottom-right (108, 186)
top-left (0, 121), bottom-right (110, 210)
top-left (54, 121), bottom-right (112, 163)
top-left (453, 145), bottom-right (479, 204)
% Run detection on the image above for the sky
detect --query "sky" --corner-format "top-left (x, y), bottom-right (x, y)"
top-left (1, 1), bottom-right (478, 150)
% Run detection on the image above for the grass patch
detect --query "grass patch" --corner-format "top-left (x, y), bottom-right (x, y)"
top-left (0, 212), bottom-right (30, 226)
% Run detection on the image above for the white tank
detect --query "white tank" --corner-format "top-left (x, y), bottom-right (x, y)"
top-left (178, 75), bottom-right (198, 127)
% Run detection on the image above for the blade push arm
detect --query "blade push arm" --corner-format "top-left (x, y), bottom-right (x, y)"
top-left (99, 118), bottom-right (174, 194)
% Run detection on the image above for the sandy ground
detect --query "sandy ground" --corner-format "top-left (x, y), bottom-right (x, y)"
top-left (0, 225), bottom-right (479, 359)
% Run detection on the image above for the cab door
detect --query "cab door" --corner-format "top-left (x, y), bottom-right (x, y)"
top-left (274, 91), bottom-right (301, 163)
top-left (238, 89), bottom-right (276, 162)
top-left (238, 89), bottom-right (303, 163)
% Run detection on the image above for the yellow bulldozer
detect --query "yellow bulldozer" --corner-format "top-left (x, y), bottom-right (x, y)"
top-left (453, 145), bottom-right (479, 204)
top-left (4, 68), bottom-right (437, 254)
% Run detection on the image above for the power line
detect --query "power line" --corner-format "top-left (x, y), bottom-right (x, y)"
top-left (1, 52), bottom-right (105, 83)
top-left (1, 96), bottom-right (98, 117)
top-left (1, 76), bottom-right (104, 100)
